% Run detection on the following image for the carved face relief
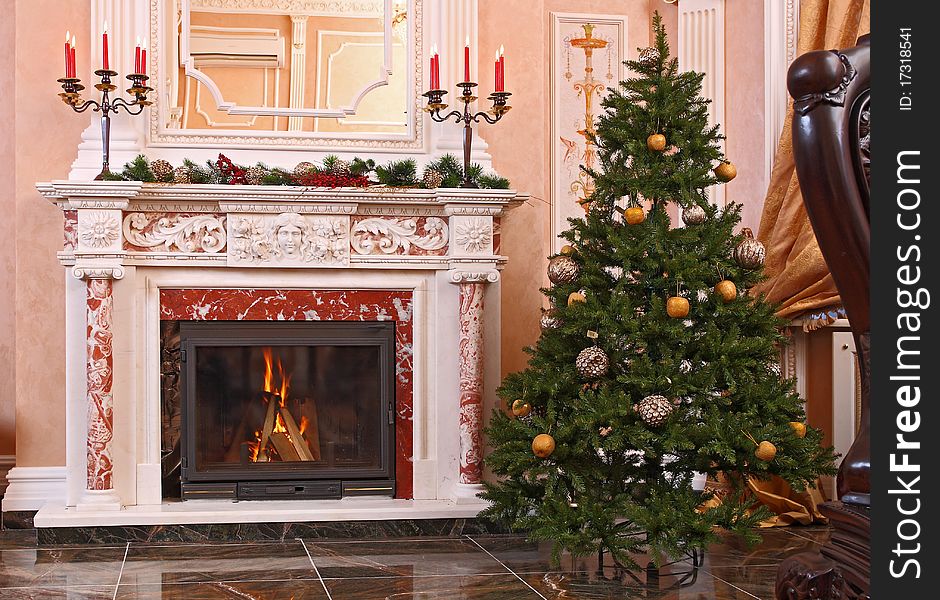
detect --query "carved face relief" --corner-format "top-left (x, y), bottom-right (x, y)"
top-left (276, 223), bottom-right (303, 257)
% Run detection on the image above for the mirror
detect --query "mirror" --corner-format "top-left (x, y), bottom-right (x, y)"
top-left (164, 0), bottom-right (412, 137)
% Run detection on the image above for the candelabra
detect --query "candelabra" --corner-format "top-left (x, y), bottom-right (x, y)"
top-left (423, 82), bottom-right (511, 188)
top-left (58, 69), bottom-right (152, 179)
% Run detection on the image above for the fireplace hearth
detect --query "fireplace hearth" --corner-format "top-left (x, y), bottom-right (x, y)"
top-left (172, 321), bottom-right (396, 500)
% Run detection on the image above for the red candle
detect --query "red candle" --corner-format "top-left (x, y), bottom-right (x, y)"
top-left (70, 35), bottom-right (77, 79)
top-left (64, 31), bottom-right (71, 78)
top-left (102, 21), bottom-right (109, 70)
top-left (499, 45), bottom-right (505, 91)
top-left (429, 44), bottom-right (439, 89)
top-left (464, 35), bottom-right (470, 82)
top-left (141, 48), bottom-right (147, 75)
top-left (135, 37), bottom-right (141, 73)
top-left (493, 50), bottom-right (503, 92)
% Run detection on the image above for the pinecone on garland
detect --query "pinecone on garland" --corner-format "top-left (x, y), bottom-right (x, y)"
top-left (635, 394), bottom-right (674, 427)
top-left (330, 159), bottom-right (350, 175)
top-left (151, 159), bottom-right (174, 182)
top-left (423, 169), bottom-right (444, 189)
top-left (245, 166), bottom-right (266, 185)
top-left (576, 346), bottom-right (609, 379)
top-left (172, 166), bottom-right (191, 184)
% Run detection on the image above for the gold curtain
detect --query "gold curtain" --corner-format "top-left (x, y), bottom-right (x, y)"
top-left (744, 0), bottom-right (870, 527)
top-left (753, 0), bottom-right (870, 319)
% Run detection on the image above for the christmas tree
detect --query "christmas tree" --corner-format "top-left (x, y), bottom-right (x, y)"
top-left (481, 14), bottom-right (836, 569)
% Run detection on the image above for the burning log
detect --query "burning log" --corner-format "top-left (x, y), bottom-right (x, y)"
top-left (279, 405), bottom-right (316, 461)
top-left (269, 432), bottom-right (301, 461)
top-left (255, 391), bottom-right (279, 462)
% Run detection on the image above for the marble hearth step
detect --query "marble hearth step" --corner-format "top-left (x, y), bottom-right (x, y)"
top-left (32, 498), bottom-right (504, 545)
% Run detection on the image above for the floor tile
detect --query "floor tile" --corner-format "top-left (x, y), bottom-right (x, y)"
top-left (0, 547), bottom-right (126, 589)
top-left (304, 538), bottom-right (508, 578)
top-left (120, 541), bottom-right (320, 585)
top-left (522, 570), bottom-right (761, 599)
top-left (466, 534), bottom-right (599, 575)
top-left (708, 565), bottom-right (778, 599)
top-left (0, 586), bottom-right (116, 599)
top-left (696, 529), bottom-right (822, 569)
top-left (782, 526), bottom-right (832, 546)
top-left (114, 580), bottom-right (329, 599)
top-left (322, 574), bottom-right (542, 599)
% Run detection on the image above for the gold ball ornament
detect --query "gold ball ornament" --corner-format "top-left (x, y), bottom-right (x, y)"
top-left (532, 433), bottom-right (556, 458)
top-left (789, 422), bottom-right (807, 439)
top-left (714, 161), bottom-right (737, 182)
top-left (734, 228), bottom-right (766, 269)
top-left (511, 399), bottom-right (532, 418)
top-left (568, 291), bottom-right (587, 306)
top-left (715, 280), bottom-right (737, 303)
top-left (647, 133), bottom-right (667, 152)
top-left (755, 441), bottom-right (777, 461)
top-left (547, 256), bottom-right (580, 285)
top-left (625, 207), bottom-right (646, 225)
top-left (576, 346), bottom-right (610, 379)
top-left (666, 296), bottom-right (690, 318)
top-left (560, 244), bottom-right (576, 256)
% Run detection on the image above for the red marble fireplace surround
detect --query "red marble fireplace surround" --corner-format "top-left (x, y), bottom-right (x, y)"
top-left (159, 288), bottom-right (415, 499)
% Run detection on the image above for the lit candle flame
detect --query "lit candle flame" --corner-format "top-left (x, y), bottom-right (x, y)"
top-left (499, 44), bottom-right (504, 57)
top-left (465, 35), bottom-right (470, 47)
top-left (66, 30), bottom-right (71, 44)
top-left (71, 35), bottom-right (76, 48)
top-left (103, 20), bottom-right (108, 33)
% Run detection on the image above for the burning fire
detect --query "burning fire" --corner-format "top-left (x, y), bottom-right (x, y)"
top-left (247, 348), bottom-right (316, 463)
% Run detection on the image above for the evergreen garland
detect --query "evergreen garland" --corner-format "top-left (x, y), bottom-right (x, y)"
top-left (103, 152), bottom-right (510, 190)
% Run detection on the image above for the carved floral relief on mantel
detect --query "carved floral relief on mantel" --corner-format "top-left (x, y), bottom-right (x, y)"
top-left (228, 212), bottom-right (350, 266)
top-left (350, 216), bottom-right (448, 256)
top-left (123, 212), bottom-right (227, 253)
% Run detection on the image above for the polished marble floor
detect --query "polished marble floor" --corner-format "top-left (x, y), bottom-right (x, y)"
top-left (0, 526), bottom-right (830, 599)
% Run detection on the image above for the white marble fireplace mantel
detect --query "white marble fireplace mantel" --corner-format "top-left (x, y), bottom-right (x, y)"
top-left (25, 181), bottom-right (526, 527)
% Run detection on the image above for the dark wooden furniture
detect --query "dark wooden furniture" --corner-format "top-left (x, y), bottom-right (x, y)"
top-left (775, 35), bottom-right (870, 600)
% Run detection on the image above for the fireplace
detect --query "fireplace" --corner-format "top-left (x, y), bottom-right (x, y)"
top-left (174, 321), bottom-right (396, 500)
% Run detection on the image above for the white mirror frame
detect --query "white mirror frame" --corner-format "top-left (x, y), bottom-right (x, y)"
top-left (149, 0), bottom-right (423, 150)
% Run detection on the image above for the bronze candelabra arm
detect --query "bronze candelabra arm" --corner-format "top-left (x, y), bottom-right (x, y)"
top-left (57, 70), bottom-right (153, 179)
top-left (422, 82), bottom-right (512, 188)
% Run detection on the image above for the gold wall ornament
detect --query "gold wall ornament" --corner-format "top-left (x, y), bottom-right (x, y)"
top-left (567, 24), bottom-right (610, 209)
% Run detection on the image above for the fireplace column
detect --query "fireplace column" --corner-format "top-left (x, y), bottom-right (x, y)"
top-left (450, 267), bottom-right (499, 498)
top-left (72, 201), bottom-right (129, 511)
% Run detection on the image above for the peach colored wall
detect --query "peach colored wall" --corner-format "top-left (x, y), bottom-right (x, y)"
top-left (0, 2), bottom-right (16, 457)
top-left (12, 0), bottom-right (90, 467)
top-left (479, 0), bottom-right (678, 379)
top-left (724, 1), bottom-right (765, 232)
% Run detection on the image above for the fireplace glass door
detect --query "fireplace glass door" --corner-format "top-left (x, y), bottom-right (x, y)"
top-left (179, 321), bottom-right (395, 500)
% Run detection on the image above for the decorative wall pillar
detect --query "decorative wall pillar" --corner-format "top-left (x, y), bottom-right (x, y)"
top-left (457, 281), bottom-right (484, 485)
top-left (288, 15), bottom-right (309, 132)
top-left (678, 0), bottom-right (726, 206)
top-left (450, 264), bottom-right (498, 495)
top-left (71, 197), bottom-right (130, 511)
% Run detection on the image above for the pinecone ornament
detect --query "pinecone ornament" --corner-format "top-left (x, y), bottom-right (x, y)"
top-left (245, 166), bottom-right (266, 185)
top-left (540, 309), bottom-right (563, 330)
top-left (576, 346), bottom-right (609, 379)
top-left (293, 161), bottom-right (317, 177)
top-left (547, 255), bottom-right (580, 285)
top-left (423, 169), bottom-right (444, 189)
top-left (151, 159), bottom-right (174, 182)
top-left (734, 228), bottom-right (766, 269)
top-left (172, 166), bottom-right (191, 184)
top-left (682, 204), bottom-right (707, 226)
top-left (330, 159), bottom-right (350, 175)
top-left (638, 46), bottom-right (661, 67)
top-left (635, 394), bottom-right (674, 427)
